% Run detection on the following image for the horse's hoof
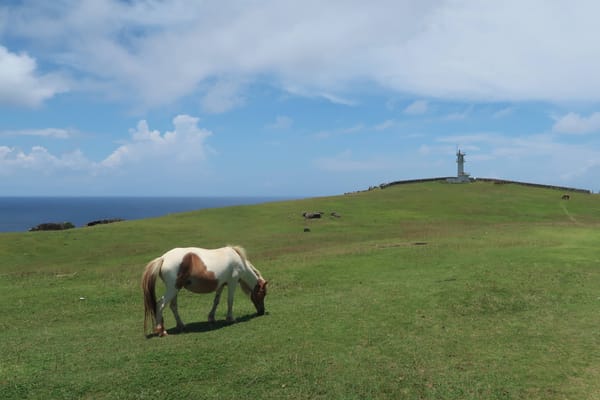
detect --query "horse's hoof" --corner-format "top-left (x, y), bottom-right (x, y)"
top-left (158, 330), bottom-right (168, 337)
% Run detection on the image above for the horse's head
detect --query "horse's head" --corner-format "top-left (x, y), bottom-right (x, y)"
top-left (251, 279), bottom-right (268, 316)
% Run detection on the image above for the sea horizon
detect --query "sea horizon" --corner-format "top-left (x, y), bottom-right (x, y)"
top-left (0, 196), bottom-right (294, 233)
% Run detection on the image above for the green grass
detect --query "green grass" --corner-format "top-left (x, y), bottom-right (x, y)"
top-left (1, 181), bottom-right (600, 399)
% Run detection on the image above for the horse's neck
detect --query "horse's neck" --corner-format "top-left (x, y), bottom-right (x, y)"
top-left (238, 263), bottom-right (259, 287)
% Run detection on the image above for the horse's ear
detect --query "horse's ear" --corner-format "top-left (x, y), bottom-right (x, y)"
top-left (264, 280), bottom-right (269, 286)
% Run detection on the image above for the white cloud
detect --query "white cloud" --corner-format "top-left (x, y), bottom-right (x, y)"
top-left (437, 133), bottom-right (497, 145)
top-left (4, 1), bottom-right (600, 109)
top-left (0, 114), bottom-right (216, 193)
top-left (374, 119), bottom-right (396, 131)
top-left (200, 80), bottom-right (245, 114)
top-left (418, 144), bottom-right (432, 155)
top-left (0, 145), bottom-right (90, 174)
top-left (403, 100), bottom-right (428, 115)
top-left (102, 114), bottom-right (212, 167)
top-left (0, 128), bottom-right (73, 139)
top-left (492, 107), bottom-right (514, 119)
top-left (267, 115), bottom-right (293, 130)
top-left (0, 45), bottom-right (68, 107)
top-left (4, 0), bottom-right (600, 112)
top-left (0, 114), bottom-right (212, 173)
top-left (444, 105), bottom-right (474, 121)
top-left (283, 85), bottom-right (357, 106)
top-left (313, 124), bottom-right (365, 140)
top-left (552, 112), bottom-right (600, 134)
top-left (314, 150), bottom-right (391, 172)
top-left (318, 93), bottom-right (357, 106)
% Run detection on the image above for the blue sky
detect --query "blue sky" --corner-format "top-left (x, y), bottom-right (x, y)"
top-left (1, 0), bottom-right (600, 196)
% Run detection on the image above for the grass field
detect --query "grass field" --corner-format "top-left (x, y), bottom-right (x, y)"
top-left (1, 181), bottom-right (599, 399)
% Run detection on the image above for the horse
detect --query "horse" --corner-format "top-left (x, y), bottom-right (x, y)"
top-left (141, 245), bottom-right (268, 337)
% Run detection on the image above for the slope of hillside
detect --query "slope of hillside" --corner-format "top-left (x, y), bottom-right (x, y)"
top-left (1, 181), bottom-right (599, 399)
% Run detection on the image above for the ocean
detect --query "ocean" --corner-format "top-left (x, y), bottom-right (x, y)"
top-left (0, 196), bottom-right (286, 233)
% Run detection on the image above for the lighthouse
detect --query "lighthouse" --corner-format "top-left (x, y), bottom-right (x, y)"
top-left (447, 149), bottom-right (471, 183)
top-left (457, 149), bottom-right (466, 177)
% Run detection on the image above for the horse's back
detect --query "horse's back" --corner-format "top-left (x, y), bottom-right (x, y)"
top-left (161, 246), bottom-right (241, 281)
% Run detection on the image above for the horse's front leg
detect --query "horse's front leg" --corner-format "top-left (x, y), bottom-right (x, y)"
top-left (208, 284), bottom-right (226, 323)
top-left (225, 281), bottom-right (237, 322)
top-left (169, 294), bottom-right (185, 331)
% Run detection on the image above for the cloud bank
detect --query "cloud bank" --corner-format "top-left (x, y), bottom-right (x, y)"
top-left (0, 115), bottom-right (213, 193)
top-left (3, 1), bottom-right (600, 110)
top-left (553, 112), bottom-right (600, 135)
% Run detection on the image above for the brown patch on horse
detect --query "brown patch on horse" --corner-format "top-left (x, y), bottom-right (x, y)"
top-left (176, 252), bottom-right (219, 293)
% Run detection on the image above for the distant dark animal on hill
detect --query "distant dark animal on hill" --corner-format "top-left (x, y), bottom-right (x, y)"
top-left (302, 211), bottom-right (323, 219)
top-left (561, 194), bottom-right (571, 200)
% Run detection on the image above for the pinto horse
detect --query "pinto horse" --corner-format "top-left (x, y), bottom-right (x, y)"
top-left (142, 246), bottom-right (268, 337)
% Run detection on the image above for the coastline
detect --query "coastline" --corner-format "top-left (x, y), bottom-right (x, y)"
top-left (0, 196), bottom-right (290, 233)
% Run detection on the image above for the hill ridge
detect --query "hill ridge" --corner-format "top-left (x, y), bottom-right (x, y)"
top-left (380, 176), bottom-right (592, 194)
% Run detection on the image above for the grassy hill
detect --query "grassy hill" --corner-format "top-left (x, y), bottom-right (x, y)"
top-left (1, 181), bottom-right (599, 399)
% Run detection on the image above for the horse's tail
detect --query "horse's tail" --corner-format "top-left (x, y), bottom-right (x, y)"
top-left (141, 257), bottom-right (164, 335)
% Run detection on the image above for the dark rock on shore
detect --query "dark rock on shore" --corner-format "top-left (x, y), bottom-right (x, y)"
top-left (29, 222), bottom-right (75, 231)
top-left (86, 218), bottom-right (124, 227)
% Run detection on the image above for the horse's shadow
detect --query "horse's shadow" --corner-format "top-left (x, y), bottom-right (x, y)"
top-left (181, 313), bottom-right (259, 334)
top-left (146, 313), bottom-right (263, 338)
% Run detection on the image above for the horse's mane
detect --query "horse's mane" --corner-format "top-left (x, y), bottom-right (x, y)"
top-left (230, 245), bottom-right (247, 260)
top-left (248, 263), bottom-right (263, 280)
top-left (230, 245), bottom-right (263, 280)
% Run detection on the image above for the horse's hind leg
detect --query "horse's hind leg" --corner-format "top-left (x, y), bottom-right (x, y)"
top-left (154, 297), bottom-right (168, 336)
top-left (170, 295), bottom-right (185, 331)
top-left (155, 286), bottom-right (178, 336)
top-left (208, 284), bottom-right (226, 323)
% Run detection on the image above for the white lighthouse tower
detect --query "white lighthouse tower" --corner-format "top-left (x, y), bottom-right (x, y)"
top-left (457, 149), bottom-right (466, 177)
top-left (447, 149), bottom-right (471, 183)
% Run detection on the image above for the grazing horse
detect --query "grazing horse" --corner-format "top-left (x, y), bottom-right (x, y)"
top-left (142, 246), bottom-right (268, 337)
